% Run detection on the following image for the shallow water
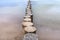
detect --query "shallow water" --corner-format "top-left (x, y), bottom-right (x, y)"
top-left (0, 0), bottom-right (60, 40)
top-left (0, 1), bottom-right (27, 40)
top-left (32, 1), bottom-right (60, 40)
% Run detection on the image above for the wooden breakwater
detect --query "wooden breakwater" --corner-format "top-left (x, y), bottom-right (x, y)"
top-left (22, 0), bottom-right (38, 40)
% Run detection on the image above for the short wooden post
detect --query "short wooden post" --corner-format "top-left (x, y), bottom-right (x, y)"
top-left (22, 22), bottom-right (33, 28)
top-left (23, 33), bottom-right (38, 40)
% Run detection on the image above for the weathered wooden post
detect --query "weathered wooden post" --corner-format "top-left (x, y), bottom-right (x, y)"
top-left (23, 33), bottom-right (38, 40)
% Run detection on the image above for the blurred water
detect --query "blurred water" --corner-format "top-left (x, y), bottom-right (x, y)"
top-left (0, 1), bottom-right (28, 40)
top-left (1, 0), bottom-right (60, 40)
top-left (31, 0), bottom-right (60, 40)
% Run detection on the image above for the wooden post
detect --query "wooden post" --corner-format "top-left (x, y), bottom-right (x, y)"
top-left (23, 33), bottom-right (38, 40)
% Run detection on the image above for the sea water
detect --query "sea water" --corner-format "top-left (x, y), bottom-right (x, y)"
top-left (32, 0), bottom-right (60, 40)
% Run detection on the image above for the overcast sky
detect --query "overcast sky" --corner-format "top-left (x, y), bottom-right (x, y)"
top-left (0, 0), bottom-right (60, 7)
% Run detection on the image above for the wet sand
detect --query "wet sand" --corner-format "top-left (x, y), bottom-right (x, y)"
top-left (0, 6), bottom-right (25, 40)
top-left (0, 15), bottom-right (25, 40)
